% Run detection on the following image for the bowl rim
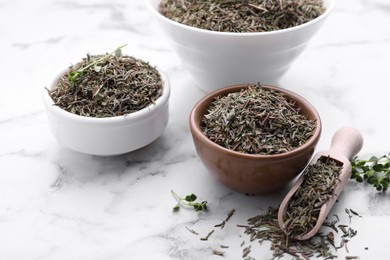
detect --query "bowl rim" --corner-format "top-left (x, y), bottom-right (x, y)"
top-left (189, 84), bottom-right (322, 160)
top-left (43, 65), bottom-right (170, 125)
top-left (145, 0), bottom-right (336, 37)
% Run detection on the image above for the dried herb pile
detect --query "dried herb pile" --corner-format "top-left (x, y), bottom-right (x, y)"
top-left (239, 207), bottom-right (359, 260)
top-left (284, 157), bottom-right (343, 238)
top-left (201, 84), bottom-right (316, 155)
top-left (172, 186), bottom-right (362, 259)
top-left (237, 158), bottom-right (360, 259)
top-left (159, 0), bottom-right (325, 33)
top-left (49, 49), bottom-right (163, 118)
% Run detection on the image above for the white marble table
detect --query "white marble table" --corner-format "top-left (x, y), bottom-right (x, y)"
top-left (1, 0), bottom-right (389, 259)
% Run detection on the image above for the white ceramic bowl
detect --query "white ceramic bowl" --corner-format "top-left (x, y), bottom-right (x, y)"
top-left (43, 67), bottom-right (170, 156)
top-left (146, 0), bottom-right (335, 92)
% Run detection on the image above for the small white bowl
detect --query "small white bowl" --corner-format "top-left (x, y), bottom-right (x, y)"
top-left (146, 0), bottom-right (335, 92)
top-left (43, 67), bottom-right (170, 156)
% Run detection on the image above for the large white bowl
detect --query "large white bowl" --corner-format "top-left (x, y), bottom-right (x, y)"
top-left (43, 67), bottom-right (170, 156)
top-left (146, 0), bottom-right (335, 92)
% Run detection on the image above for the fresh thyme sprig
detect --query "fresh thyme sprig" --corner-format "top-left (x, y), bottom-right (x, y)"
top-left (171, 190), bottom-right (208, 211)
top-left (351, 153), bottom-right (390, 191)
top-left (68, 44), bottom-right (127, 83)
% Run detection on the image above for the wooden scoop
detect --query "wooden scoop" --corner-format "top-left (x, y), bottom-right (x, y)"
top-left (277, 127), bottom-right (363, 240)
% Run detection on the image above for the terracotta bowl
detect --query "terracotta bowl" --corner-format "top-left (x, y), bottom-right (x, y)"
top-left (189, 84), bottom-right (322, 194)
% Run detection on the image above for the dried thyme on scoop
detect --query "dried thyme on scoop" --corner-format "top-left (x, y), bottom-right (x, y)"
top-left (48, 47), bottom-right (163, 118)
top-left (159, 0), bottom-right (325, 33)
top-left (284, 156), bottom-right (343, 238)
top-left (200, 84), bottom-right (316, 155)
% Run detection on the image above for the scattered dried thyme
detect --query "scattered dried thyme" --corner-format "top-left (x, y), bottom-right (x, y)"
top-left (239, 207), bottom-right (360, 260)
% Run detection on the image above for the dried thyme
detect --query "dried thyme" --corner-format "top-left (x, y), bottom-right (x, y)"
top-left (242, 245), bottom-right (252, 258)
top-left (185, 226), bottom-right (199, 235)
top-left (48, 48), bottom-right (163, 118)
top-left (214, 209), bottom-right (236, 229)
top-left (212, 249), bottom-right (225, 256)
top-left (240, 208), bottom-right (328, 259)
top-left (159, 0), bottom-right (325, 33)
top-left (284, 157), bottom-right (343, 238)
top-left (238, 207), bottom-right (362, 260)
top-left (201, 84), bottom-right (316, 155)
top-left (200, 229), bottom-right (215, 241)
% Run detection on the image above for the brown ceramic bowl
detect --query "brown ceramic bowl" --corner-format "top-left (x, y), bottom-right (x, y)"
top-left (189, 84), bottom-right (322, 194)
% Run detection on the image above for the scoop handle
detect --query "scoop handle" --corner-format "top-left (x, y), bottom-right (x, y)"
top-left (330, 127), bottom-right (363, 161)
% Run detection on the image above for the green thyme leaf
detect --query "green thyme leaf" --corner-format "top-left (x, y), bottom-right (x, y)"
top-left (93, 64), bottom-right (102, 72)
top-left (115, 47), bottom-right (123, 57)
top-left (185, 194), bottom-right (197, 202)
top-left (68, 71), bottom-right (79, 83)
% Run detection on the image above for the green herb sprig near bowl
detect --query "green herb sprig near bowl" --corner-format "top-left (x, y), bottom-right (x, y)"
top-left (351, 153), bottom-right (390, 191)
top-left (171, 190), bottom-right (208, 211)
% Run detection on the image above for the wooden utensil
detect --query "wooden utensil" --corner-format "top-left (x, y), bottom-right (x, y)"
top-left (277, 127), bottom-right (363, 240)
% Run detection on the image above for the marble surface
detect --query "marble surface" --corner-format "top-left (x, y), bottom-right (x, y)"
top-left (1, 0), bottom-right (389, 259)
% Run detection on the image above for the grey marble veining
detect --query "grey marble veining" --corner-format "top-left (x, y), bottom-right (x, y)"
top-left (0, 0), bottom-right (389, 259)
